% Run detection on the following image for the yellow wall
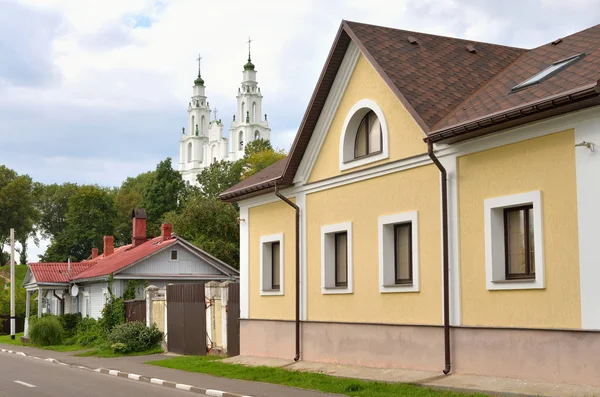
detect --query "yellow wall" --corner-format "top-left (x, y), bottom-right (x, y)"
top-left (306, 165), bottom-right (442, 324)
top-left (308, 54), bottom-right (427, 183)
top-left (248, 200), bottom-right (297, 320)
top-left (458, 130), bottom-right (581, 329)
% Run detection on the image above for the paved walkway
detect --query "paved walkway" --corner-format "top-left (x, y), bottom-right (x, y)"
top-left (224, 356), bottom-right (600, 397)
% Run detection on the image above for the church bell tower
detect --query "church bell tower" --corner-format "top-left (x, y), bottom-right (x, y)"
top-left (229, 38), bottom-right (271, 161)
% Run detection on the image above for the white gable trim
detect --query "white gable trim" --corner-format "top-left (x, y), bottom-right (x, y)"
top-left (293, 41), bottom-right (360, 185)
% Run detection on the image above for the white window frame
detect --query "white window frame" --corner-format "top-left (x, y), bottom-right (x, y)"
top-left (260, 233), bottom-right (284, 296)
top-left (378, 211), bottom-right (420, 293)
top-left (484, 190), bottom-right (545, 290)
top-left (169, 249), bottom-right (178, 261)
top-left (321, 222), bottom-right (353, 294)
top-left (339, 99), bottom-right (389, 171)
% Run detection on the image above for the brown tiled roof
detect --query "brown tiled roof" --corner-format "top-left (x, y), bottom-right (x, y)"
top-left (220, 158), bottom-right (287, 201)
top-left (345, 21), bottom-right (526, 130)
top-left (429, 24), bottom-right (600, 141)
top-left (221, 20), bottom-right (600, 202)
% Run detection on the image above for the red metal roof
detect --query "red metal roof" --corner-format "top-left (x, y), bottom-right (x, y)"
top-left (28, 263), bottom-right (94, 284)
top-left (72, 235), bottom-right (177, 280)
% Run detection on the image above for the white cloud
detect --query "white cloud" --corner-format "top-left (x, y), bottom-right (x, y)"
top-left (1, 0), bottom-right (599, 190)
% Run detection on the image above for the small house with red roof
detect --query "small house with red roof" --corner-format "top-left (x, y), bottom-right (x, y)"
top-left (23, 209), bottom-right (238, 328)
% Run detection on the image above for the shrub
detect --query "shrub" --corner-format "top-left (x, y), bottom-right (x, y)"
top-left (29, 316), bottom-right (63, 346)
top-left (107, 321), bottom-right (163, 353)
top-left (58, 313), bottom-right (81, 338)
top-left (100, 297), bottom-right (125, 332)
top-left (76, 317), bottom-right (106, 347)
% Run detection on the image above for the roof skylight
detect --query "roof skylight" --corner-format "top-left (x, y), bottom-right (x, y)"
top-left (511, 53), bottom-right (585, 92)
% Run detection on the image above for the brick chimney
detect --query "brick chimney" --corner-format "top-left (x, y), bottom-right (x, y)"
top-left (161, 223), bottom-right (173, 241)
top-left (131, 208), bottom-right (148, 247)
top-left (104, 236), bottom-right (114, 256)
top-left (91, 248), bottom-right (98, 259)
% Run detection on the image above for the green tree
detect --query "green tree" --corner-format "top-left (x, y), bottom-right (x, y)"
top-left (41, 185), bottom-right (116, 261)
top-left (244, 138), bottom-right (273, 156)
top-left (0, 166), bottom-right (37, 264)
top-left (18, 241), bottom-right (27, 265)
top-left (241, 149), bottom-right (286, 180)
top-left (165, 196), bottom-right (240, 268)
top-left (113, 171), bottom-right (155, 246)
top-left (33, 182), bottom-right (79, 239)
top-left (141, 158), bottom-right (185, 236)
top-left (196, 160), bottom-right (244, 200)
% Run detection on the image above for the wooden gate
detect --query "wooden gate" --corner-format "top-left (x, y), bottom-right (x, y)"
top-left (227, 283), bottom-right (240, 357)
top-left (124, 300), bottom-right (146, 323)
top-left (167, 283), bottom-right (206, 355)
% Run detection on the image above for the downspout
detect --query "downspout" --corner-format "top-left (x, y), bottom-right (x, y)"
top-left (427, 140), bottom-right (451, 375)
top-left (274, 183), bottom-right (301, 362)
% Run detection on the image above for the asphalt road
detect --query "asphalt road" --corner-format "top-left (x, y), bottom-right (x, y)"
top-left (0, 353), bottom-right (195, 397)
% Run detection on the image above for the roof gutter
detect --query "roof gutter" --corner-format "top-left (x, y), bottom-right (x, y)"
top-left (427, 81), bottom-right (600, 143)
top-left (220, 179), bottom-right (280, 202)
top-left (274, 183), bottom-right (301, 362)
top-left (427, 141), bottom-right (451, 375)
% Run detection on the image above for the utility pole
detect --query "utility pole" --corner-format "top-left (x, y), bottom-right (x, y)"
top-left (10, 228), bottom-right (15, 340)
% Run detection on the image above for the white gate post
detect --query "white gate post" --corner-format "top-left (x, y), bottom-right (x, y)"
top-left (145, 285), bottom-right (159, 327)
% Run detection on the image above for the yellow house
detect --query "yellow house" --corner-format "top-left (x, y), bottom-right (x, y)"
top-left (221, 20), bottom-right (600, 386)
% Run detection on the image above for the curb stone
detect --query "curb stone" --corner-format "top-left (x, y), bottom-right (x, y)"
top-left (0, 349), bottom-right (253, 397)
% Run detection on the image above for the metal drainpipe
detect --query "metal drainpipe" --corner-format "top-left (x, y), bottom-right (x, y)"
top-left (427, 140), bottom-right (451, 375)
top-left (274, 183), bottom-right (301, 362)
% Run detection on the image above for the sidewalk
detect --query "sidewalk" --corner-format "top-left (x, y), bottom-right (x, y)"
top-left (0, 343), bottom-right (338, 397)
top-left (223, 355), bottom-right (600, 397)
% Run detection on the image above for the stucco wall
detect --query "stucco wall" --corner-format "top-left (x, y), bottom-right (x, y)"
top-left (308, 54), bottom-right (427, 183)
top-left (458, 129), bottom-right (581, 329)
top-left (248, 199), bottom-right (297, 320)
top-left (306, 164), bottom-right (441, 324)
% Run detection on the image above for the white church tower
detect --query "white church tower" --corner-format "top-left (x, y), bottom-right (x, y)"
top-left (228, 47), bottom-right (271, 161)
top-left (179, 46), bottom-right (271, 186)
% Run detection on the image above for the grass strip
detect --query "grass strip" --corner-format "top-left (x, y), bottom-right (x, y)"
top-left (146, 356), bottom-right (486, 397)
top-left (75, 345), bottom-right (164, 358)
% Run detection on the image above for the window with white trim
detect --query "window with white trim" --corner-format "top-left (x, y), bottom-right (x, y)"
top-left (260, 234), bottom-right (284, 296)
top-left (170, 250), bottom-right (178, 260)
top-left (339, 99), bottom-right (389, 171)
top-left (484, 191), bottom-right (545, 290)
top-left (378, 211), bottom-right (420, 293)
top-left (321, 222), bottom-right (353, 294)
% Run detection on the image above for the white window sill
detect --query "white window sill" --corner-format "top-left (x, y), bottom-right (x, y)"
top-left (260, 289), bottom-right (284, 296)
top-left (322, 286), bottom-right (353, 295)
top-left (380, 283), bottom-right (419, 293)
top-left (488, 278), bottom-right (545, 291)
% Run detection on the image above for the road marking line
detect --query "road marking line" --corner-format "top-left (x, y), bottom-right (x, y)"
top-left (108, 370), bottom-right (120, 376)
top-left (14, 381), bottom-right (36, 388)
top-left (128, 374), bottom-right (141, 380)
top-left (150, 378), bottom-right (164, 385)
top-left (206, 390), bottom-right (224, 397)
top-left (16, 352), bottom-right (26, 356)
top-left (175, 384), bottom-right (192, 391)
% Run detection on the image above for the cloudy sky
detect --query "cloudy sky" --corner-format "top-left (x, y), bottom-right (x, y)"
top-left (1, 0), bottom-right (599, 259)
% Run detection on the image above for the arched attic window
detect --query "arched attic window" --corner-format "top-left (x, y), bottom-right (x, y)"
top-left (354, 111), bottom-right (382, 158)
top-left (187, 142), bottom-right (193, 163)
top-left (200, 115), bottom-right (205, 135)
top-left (252, 102), bottom-right (256, 123)
top-left (241, 102), bottom-right (245, 122)
top-left (339, 99), bottom-right (389, 171)
top-left (239, 131), bottom-right (244, 151)
top-left (191, 115), bottom-right (195, 135)
top-left (254, 130), bottom-right (260, 140)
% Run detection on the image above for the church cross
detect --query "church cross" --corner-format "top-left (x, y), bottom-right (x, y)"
top-left (213, 108), bottom-right (218, 120)
top-left (196, 53), bottom-right (202, 75)
top-left (247, 37), bottom-right (252, 60)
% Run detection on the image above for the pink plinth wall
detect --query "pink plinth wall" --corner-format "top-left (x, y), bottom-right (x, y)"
top-left (240, 319), bottom-right (600, 386)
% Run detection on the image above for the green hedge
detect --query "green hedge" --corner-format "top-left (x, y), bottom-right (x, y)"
top-left (76, 317), bottom-right (105, 347)
top-left (107, 321), bottom-right (162, 353)
top-left (29, 316), bottom-right (63, 346)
